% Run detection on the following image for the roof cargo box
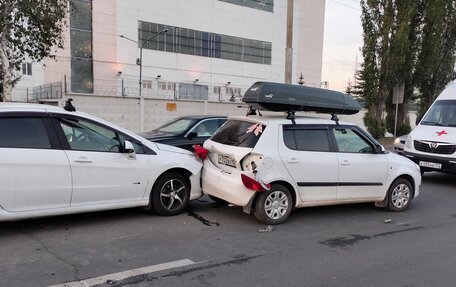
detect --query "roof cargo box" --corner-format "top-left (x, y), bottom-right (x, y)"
top-left (243, 82), bottom-right (361, 115)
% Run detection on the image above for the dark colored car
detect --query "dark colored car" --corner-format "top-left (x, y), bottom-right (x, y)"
top-left (139, 116), bottom-right (227, 151)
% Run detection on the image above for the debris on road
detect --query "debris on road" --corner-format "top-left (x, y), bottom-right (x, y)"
top-left (384, 219), bottom-right (393, 224)
top-left (258, 225), bottom-right (274, 233)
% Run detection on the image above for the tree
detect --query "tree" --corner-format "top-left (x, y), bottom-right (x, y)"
top-left (414, 0), bottom-right (456, 116)
top-left (0, 0), bottom-right (68, 102)
top-left (358, 0), bottom-right (456, 138)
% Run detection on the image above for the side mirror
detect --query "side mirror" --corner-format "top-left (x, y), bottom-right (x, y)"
top-left (187, 131), bottom-right (197, 139)
top-left (123, 140), bottom-right (135, 154)
top-left (375, 144), bottom-right (385, 154)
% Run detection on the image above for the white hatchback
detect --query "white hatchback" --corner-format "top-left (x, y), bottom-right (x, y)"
top-left (0, 103), bottom-right (202, 221)
top-left (201, 115), bottom-right (422, 224)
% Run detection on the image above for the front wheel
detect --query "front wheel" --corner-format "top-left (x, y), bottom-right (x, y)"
top-left (151, 172), bottom-right (190, 216)
top-left (385, 178), bottom-right (413, 212)
top-left (253, 184), bottom-right (293, 225)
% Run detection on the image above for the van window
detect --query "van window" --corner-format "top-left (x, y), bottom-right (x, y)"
top-left (211, 120), bottom-right (265, 148)
top-left (421, 100), bottom-right (456, 127)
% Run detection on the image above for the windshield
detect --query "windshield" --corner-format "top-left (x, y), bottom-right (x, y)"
top-left (156, 118), bottom-right (198, 134)
top-left (421, 100), bottom-right (456, 127)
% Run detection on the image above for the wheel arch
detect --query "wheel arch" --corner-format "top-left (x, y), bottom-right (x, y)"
top-left (145, 167), bottom-right (193, 210)
top-left (249, 180), bottom-right (297, 211)
top-left (396, 174), bottom-right (416, 198)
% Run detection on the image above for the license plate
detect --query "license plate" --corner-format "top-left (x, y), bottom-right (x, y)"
top-left (218, 154), bottom-right (236, 167)
top-left (419, 161), bottom-right (442, 169)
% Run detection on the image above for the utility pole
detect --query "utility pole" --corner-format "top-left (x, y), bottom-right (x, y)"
top-left (119, 27), bottom-right (168, 132)
top-left (284, 0), bottom-right (294, 84)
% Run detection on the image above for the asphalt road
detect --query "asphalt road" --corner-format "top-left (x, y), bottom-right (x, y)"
top-left (1, 172), bottom-right (456, 287)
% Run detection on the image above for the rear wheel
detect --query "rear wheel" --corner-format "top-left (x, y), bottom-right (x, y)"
top-left (385, 178), bottom-right (413, 212)
top-left (253, 184), bottom-right (293, 225)
top-left (151, 172), bottom-right (190, 216)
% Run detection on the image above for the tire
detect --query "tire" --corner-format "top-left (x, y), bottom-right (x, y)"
top-left (385, 178), bottom-right (413, 212)
top-left (208, 195), bottom-right (227, 204)
top-left (253, 184), bottom-right (293, 225)
top-left (151, 172), bottom-right (190, 216)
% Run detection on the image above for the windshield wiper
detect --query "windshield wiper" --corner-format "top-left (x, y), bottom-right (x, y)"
top-left (421, 121), bottom-right (443, 126)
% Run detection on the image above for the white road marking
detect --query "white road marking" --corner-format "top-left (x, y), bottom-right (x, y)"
top-left (48, 259), bottom-right (196, 287)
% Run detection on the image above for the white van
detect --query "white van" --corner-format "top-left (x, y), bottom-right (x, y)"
top-left (403, 82), bottom-right (456, 174)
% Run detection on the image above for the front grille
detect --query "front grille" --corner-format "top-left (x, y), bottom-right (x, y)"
top-left (414, 140), bottom-right (456, 155)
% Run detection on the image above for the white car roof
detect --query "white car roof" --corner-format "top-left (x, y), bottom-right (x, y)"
top-left (0, 102), bottom-right (64, 113)
top-left (227, 114), bottom-right (356, 126)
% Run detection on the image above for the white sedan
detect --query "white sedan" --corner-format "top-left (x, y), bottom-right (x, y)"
top-left (0, 102), bottom-right (202, 221)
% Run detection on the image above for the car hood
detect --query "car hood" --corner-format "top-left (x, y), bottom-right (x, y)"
top-left (410, 125), bottom-right (455, 143)
top-left (153, 142), bottom-right (193, 155)
top-left (138, 130), bottom-right (179, 141)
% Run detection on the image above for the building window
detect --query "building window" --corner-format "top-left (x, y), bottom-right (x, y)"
top-left (70, 0), bottom-right (93, 93)
top-left (22, 63), bottom-right (32, 76)
top-left (143, 80), bottom-right (152, 89)
top-left (213, 86), bottom-right (221, 94)
top-left (218, 0), bottom-right (273, 12)
top-left (139, 21), bottom-right (272, 65)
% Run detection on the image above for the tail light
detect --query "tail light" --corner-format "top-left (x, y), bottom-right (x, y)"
top-left (193, 145), bottom-right (209, 160)
top-left (241, 174), bottom-right (270, 191)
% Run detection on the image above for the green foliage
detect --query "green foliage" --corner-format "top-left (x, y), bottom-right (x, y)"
top-left (0, 0), bottom-right (68, 101)
top-left (414, 0), bottom-right (456, 115)
top-left (357, 0), bottom-right (456, 138)
top-left (363, 111), bottom-right (385, 139)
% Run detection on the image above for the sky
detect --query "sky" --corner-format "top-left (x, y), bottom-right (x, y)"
top-left (321, 0), bottom-right (363, 92)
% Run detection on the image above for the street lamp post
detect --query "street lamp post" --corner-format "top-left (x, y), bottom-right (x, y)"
top-left (119, 27), bottom-right (168, 132)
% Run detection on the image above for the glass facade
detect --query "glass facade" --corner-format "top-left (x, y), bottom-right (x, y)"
top-left (218, 0), bottom-right (274, 12)
top-left (70, 0), bottom-right (93, 93)
top-left (139, 21), bottom-right (272, 65)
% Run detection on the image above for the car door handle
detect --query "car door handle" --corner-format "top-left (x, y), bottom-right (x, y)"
top-left (74, 156), bottom-right (93, 163)
top-left (287, 158), bottom-right (299, 164)
top-left (341, 160), bottom-right (350, 166)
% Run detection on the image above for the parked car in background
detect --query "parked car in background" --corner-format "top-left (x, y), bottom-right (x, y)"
top-left (393, 134), bottom-right (407, 154)
top-left (0, 102), bottom-right (203, 222)
top-left (139, 116), bottom-right (227, 151)
top-left (403, 82), bottom-right (456, 175)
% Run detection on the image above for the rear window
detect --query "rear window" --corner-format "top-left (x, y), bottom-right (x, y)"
top-left (211, 120), bottom-right (266, 148)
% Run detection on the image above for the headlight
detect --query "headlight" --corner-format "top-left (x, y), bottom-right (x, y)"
top-left (394, 137), bottom-right (401, 144)
top-left (405, 135), bottom-right (412, 149)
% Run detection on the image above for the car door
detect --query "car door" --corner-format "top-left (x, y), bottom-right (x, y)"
top-left (279, 125), bottom-right (338, 202)
top-left (53, 114), bottom-right (151, 206)
top-left (0, 114), bottom-right (72, 212)
top-left (331, 126), bottom-right (388, 200)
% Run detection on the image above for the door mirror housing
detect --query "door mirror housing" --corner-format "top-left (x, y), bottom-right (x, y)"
top-left (187, 131), bottom-right (197, 139)
top-left (375, 144), bottom-right (385, 154)
top-left (123, 140), bottom-right (135, 154)
top-left (415, 115), bottom-right (422, 126)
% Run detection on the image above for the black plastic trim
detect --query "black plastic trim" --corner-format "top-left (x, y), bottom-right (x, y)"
top-left (297, 182), bottom-right (383, 187)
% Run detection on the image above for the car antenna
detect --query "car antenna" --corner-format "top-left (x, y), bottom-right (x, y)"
top-left (286, 111), bottom-right (296, 125)
top-left (331, 113), bottom-right (339, 125)
top-left (64, 98), bottom-right (76, 112)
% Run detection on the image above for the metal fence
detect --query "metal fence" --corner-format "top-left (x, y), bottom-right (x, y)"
top-left (11, 76), bottom-right (246, 103)
top-left (11, 82), bottom-right (63, 102)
